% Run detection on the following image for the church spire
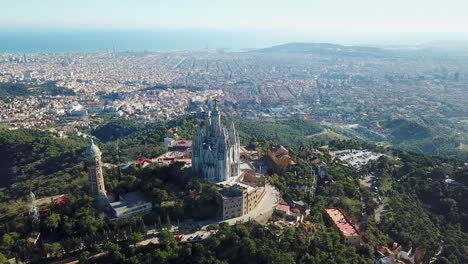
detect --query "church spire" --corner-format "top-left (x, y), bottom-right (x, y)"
top-left (210, 100), bottom-right (221, 137)
top-left (230, 121), bottom-right (236, 133)
top-left (194, 125), bottom-right (203, 147)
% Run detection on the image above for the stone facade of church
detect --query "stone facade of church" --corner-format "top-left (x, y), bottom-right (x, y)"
top-left (192, 103), bottom-right (241, 182)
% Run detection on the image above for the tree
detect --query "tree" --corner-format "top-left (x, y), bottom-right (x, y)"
top-left (337, 197), bottom-right (360, 218)
top-left (207, 224), bottom-right (219, 231)
top-left (60, 215), bottom-right (76, 236)
top-left (43, 242), bottom-right (63, 258)
top-left (157, 215), bottom-right (162, 228)
top-left (66, 237), bottom-right (83, 254)
top-left (166, 214), bottom-right (172, 228)
top-left (273, 210), bottom-right (286, 219)
top-left (0, 232), bottom-right (19, 252)
top-left (128, 232), bottom-right (144, 245)
top-left (75, 207), bottom-right (104, 235)
top-left (159, 230), bottom-right (177, 255)
top-left (79, 251), bottom-right (91, 264)
top-left (240, 237), bottom-right (257, 256)
top-left (44, 212), bottom-right (61, 231)
top-left (103, 241), bottom-right (120, 252)
top-left (0, 253), bottom-right (8, 264)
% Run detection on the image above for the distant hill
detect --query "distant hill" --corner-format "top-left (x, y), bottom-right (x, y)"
top-left (92, 119), bottom-right (166, 142)
top-left (383, 118), bottom-right (432, 143)
top-left (381, 118), bottom-right (465, 158)
top-left (252, 42), bottom-right (390, 57)
top-left (0, 81), bottom-right (75, 99)
top-left (234, 119), bottom-right (325, 146)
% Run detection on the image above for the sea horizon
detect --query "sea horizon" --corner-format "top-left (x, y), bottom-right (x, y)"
top-left (1, 29), bottom-right (468, 53)
top-left (0, 30), bottom-right (284, 53)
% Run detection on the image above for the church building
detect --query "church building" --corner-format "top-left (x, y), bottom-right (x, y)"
top-left (192, 101), bottom-right (241, 182)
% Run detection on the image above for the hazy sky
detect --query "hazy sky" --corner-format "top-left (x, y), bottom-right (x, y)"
top-left (1, 0), bottom-right (467, 34)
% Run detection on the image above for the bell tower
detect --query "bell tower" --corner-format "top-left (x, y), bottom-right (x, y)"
top-left (86, 138), bottom-right (108, 204)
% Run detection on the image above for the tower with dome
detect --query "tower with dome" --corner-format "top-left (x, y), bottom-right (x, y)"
top-left (86, 138), bottom-right (108, 204)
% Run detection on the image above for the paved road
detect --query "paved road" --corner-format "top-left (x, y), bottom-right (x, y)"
top-left (138, 230), bottom-right (212, 247)
top-left (32, 194), bottom-right (65, 207)
top-left (140, 184), bottom-right (280, 246)
top-left (222, 184), bottom-right (280, 225)
top-left (359, 173), bottom-right (375, 189)
top-left (61, 184), bottom-right (280, 263)
top-left (359, 172), bottom-right (386, 223)
top-left (374, 204), bottom-right (386, 223)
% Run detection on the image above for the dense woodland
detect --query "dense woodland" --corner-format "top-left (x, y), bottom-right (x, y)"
top-left (0, 116), bottom-right (467, 263)
top-left (0, 81), bottom-right (75, 100)
top-left (381, 118), bottom-right (465, 159)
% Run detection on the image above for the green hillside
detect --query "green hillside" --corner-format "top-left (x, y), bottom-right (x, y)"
top-left (383, 118), bottom-right (432, 143)
top-left (0, 81), bottom-right (75, 99)
top-left (1, 115), bottom-right (467, 263)
top-left (382, 118), bottom-right (464, 157)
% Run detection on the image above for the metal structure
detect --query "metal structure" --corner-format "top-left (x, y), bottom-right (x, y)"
top-left (28, 191), bottom-right (40, 228)
top-left (307, 156), bottom-right (318, 200)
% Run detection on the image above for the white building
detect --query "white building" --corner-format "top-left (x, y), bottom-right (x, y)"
top-left (110, 192), bottom-right (152, 218)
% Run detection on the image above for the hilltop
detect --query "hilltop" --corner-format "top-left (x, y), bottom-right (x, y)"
top-left (0, 81), bottom-right (75, 99)
top-left (0, 115), bottom-right (467, 263)
top-left (252, 42), bottom-right (390, 57)
top-left (381, 118), bottom-right (464, 156)
top-left (383, 118), bottom-right (432, 143)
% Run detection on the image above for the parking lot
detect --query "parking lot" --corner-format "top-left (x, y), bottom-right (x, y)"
top-left (333, 149), bottom-right (383, 168)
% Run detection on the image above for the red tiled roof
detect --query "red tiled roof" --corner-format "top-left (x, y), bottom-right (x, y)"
top-left (154, 151), bottom-right (190, 166)
top-left (172, 140), bottom-right (192, 148)
top-left (325, 208), bottom-right (360, 237)
top-left (54, 196), bottom-right (67, 206)
top-left (276, 204), bottom-right (290, 214)
top-left (137, 158), bottom-right (153, 165)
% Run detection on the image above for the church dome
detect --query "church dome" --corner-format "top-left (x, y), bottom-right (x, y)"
top-left (86, 138), bottom-right (101, 157)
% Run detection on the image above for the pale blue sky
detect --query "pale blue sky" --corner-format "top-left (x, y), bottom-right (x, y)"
top-left (1, 0), bottom-right (467, 34)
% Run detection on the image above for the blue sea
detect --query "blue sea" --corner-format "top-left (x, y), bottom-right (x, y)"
top-left (0, 30), bottom-right (286, 53)
top-left (1, 30), bottom-right (466, 54)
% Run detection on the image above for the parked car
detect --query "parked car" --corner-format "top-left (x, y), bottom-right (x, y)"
top-left (200, 232), bottom-right (210, 239)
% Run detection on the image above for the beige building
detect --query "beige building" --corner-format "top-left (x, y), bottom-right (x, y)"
top-left (242, 184), bottom-right (266, 215)
top-left (267, 145), bottom-right (296, 172)
top-left (220, 178), bottom-right (266, 220)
